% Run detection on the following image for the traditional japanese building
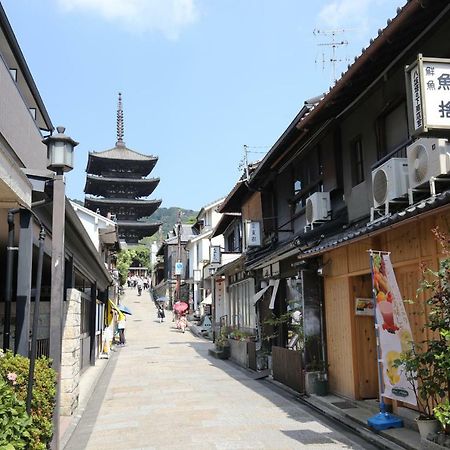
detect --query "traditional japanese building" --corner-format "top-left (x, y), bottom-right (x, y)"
top-left (84, 93), bottom-right (161, 244)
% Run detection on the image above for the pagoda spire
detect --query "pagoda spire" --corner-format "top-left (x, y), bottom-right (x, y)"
top-left (116, 92), bottom-right (125, 147)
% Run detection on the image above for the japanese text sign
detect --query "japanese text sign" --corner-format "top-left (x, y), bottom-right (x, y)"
top-left (245, 221), bottom-right (261, 247)
top-left (406, 55), bottom-right (450, 135)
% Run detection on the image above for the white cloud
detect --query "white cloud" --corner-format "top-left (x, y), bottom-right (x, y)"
top-left (318, 0), bottom-right (371, 30)
top-left (57, 0), bottom-right (199, 39)
top-left (317, 0), bottom-right (393, 33)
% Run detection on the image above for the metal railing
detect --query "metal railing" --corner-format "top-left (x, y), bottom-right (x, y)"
top-left (371, 138), bottom-right (413, 170)
top-left (30, 338), bottom-right (49, 358)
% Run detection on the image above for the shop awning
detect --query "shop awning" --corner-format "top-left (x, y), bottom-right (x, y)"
top-left (201, 294), bottom-right (212, 305)
top-left (269, 279), bottom-right (280, 310)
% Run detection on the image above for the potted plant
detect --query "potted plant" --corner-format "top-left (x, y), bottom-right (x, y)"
top-left (396, 347), bottom-right (442, 437)
top-left (305, 358), bottom-right (328, 396)
top-left (215, 327), bottom-right (231, 359)
top-left (395, 228), bottom-right (450, 439)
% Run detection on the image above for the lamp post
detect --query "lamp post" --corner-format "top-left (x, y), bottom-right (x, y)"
top-left (43, 126), bottom-right (78, 450)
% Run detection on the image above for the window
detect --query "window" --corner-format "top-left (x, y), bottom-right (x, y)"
top-left (376, 101), bottom-right (409, 160)
top-left (227, 231), bottom-right (235, 252)
top-left (351, 137), bottom-right (364, 186)
top-left (291, 146), bottom-right (324, 213)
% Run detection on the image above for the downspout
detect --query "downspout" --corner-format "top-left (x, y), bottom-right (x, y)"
top-left (26, 227), bottom-right (45, 414)
top-left (3, 208), bottom-right (19, 351)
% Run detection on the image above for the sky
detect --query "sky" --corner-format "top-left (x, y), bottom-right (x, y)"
top-left (2, 0), bottom-right (405, 211)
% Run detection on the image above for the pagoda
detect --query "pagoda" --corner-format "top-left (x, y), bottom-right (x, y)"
top-left (84, 93), bottom-right (161, 244)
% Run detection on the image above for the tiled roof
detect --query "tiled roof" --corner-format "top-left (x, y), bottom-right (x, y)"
top-left (302, 191), bottom-right (450, 257)
top-left (90, 146), bottom-right (157, 161)
top-left (245, 190), bottom-right (450, 267)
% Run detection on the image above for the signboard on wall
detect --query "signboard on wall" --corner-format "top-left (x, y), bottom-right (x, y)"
top-left (271, 262), bottom-right (280, 277)
top-left (245, 221), bottom-right (261, 247)
top-left (355, 298), bottom-right (375, 316)
top-left (210, 246), bottom-right (221, 264)
top-left (262, 265), bottom-right (271, 278)
top-left (175, 261), bottom-right (183, 275)
top-left (406, 55), bottom-right (450, 135)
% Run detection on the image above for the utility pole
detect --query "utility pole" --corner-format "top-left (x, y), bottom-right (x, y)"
top-left (176, 210), bottom-right (182, 301)
top-left (243, 144), bottom-right (249, 181)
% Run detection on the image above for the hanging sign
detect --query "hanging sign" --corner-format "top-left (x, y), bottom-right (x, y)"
top-left (406, 55), bottom-right (450, 135)
top-left (370, 252), bottom-right (417, 405)
top-left (245, 221), bottom-right (261, 247)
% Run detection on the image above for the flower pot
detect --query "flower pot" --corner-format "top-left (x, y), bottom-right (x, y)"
top-left (305, 371), bottom-right (328, 396)
top-left (416, 417), bottom-right (440, 439)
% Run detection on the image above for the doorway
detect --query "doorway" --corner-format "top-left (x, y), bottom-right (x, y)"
top-left (351, 274), bottom-right (378, 399)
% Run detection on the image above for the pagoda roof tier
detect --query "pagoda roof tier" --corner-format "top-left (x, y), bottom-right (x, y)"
top-left (84, 174), bottom-right (160, 198)
top-left (117, 221), bottom-right (161, 243)
top-left (84, 197), bottom-right (161, 218)
top-left (86, 146), bottom-right (158, 177)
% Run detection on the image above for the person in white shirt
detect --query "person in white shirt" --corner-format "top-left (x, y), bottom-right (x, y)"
top-left (118, 316), bottom-right (126, 345)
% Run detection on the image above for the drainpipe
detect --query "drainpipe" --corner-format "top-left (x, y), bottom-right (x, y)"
top-left (26, 227), bottom-right (45, 414)
top-left (3, 208), bottom-right (19, 352)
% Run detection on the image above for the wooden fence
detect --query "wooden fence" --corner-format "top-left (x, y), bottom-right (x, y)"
top-left (272, 346), bottom-right (304, 393)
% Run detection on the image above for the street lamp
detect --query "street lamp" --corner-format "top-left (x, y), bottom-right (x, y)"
top-left (43, 126), bottom-right (78, 450)
top-left (43, 126), bottom-right (78, 174)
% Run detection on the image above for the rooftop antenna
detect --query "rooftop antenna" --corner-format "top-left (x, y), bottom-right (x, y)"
top-left (313, 28), bottom-right (353, 83)
top-left (116, 92), bottom-right (125, 147)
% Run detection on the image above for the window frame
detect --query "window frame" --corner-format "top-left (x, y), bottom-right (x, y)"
top-left (351, 135), bottom-right (364, 187)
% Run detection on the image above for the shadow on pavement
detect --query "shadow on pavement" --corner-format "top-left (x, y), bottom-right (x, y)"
top-left (185, 335), bottom-right (370, 449)
top-left (64, 350), bottom-right (120, 450)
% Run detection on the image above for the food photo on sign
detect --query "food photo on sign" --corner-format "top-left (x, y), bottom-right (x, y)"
top-left (370, 252), bottom-right (417, 405)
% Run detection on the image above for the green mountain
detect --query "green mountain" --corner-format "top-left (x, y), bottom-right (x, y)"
top-left (146, 207), bottom-right (198, 238)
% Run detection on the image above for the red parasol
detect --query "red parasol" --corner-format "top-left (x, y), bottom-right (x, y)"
top-left (173, 301), bottom-right (188, 313)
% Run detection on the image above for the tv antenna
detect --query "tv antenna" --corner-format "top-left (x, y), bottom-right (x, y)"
top-left (313, 28), bottom-right (353, 83)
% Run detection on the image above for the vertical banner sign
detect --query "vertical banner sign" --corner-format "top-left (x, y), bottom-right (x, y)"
top-left (370, 252), bottom-right (417, 405)
top-left (406, 55), bottom-right (450, 135)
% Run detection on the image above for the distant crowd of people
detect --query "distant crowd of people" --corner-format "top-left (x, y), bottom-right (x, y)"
top-left (127, 274), bottom-right (150, 295)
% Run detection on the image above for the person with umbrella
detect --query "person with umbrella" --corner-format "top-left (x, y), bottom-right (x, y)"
top-left (174, 301), bottom-right (188, 332)
top-left (117, 313), bottom-right (126, 345)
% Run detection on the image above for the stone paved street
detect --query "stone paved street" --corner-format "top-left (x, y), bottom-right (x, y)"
top-left (65, 288), bottom-right (373, 450)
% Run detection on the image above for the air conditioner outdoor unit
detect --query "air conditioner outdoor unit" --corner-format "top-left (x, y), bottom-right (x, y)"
top-left (406, 138), bottom-right (450, 190)
top-left (305, 192), bottom-right (331, 226)
top-left (371, 158), bottom-right (409, 209)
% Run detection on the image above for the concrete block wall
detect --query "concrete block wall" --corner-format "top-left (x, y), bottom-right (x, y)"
top-left (60, 288), bottom-right (81, 416)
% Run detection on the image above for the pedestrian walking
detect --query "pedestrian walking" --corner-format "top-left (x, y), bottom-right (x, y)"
top-left (118, 315), bottom-right (126, 345)
top-left (157, 304), bottom-right (165, 323)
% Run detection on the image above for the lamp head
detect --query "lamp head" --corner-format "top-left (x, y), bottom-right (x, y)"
top-left (43, 126), bottom-right (79, 173)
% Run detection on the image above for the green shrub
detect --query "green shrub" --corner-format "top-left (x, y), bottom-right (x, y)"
top-left (434, 401), bottom-right (450, 434)
top-left (0, 351), bottom-right (56, 449)
top-left (0, 378), bottom-right (31, 449)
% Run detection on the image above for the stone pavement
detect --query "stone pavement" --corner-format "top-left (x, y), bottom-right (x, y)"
top-left (64, 287), bottom-right (377, 450)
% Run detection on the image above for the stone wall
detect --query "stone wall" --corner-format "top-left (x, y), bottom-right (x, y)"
top-left (60, 288), bottom-right (81, 416)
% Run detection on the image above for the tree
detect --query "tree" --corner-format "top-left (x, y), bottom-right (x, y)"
top-left (116, 246), bottom-right (150, 285)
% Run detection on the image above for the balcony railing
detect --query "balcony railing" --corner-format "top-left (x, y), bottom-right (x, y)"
top-left (371, 138), bottom-right (413, 170)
